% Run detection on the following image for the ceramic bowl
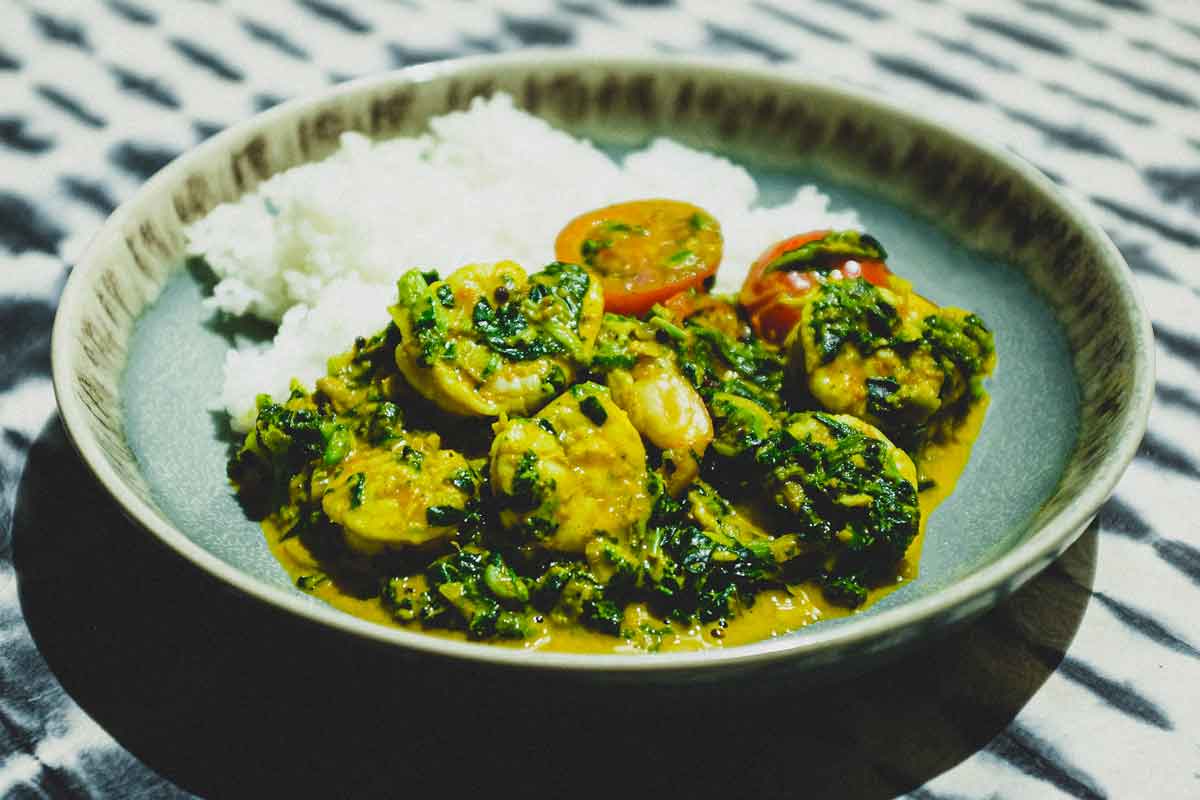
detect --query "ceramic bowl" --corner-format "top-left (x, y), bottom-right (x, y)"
top-left (51, 53), bottom-right (1153, 683)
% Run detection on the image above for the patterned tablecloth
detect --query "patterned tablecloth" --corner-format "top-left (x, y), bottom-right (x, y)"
top-left (3, 1), bottom-right (1199, 797)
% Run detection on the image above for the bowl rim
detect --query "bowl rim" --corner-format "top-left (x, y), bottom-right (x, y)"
top-left (51, 51), bottom-right (1154, 674)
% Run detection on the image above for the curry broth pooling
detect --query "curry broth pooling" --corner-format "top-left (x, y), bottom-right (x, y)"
top-left (228, 257), bottom-right (993, 649)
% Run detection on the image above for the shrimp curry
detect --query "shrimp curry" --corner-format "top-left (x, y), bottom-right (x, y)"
top-left (228, 204), bottom-right (995, 653)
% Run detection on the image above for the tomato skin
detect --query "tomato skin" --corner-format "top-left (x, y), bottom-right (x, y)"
top-left (739, 230), bottom-right (891, 342)
top-left (661, 287), bottom-right (704, 320)
top-left (750, 293), bottom-right (808, 342)
top-left (555, 199), bottom-right (722, 318)
top-left (740, 231), bottom-right (828, 312)
top-left (603, 272), bottom-right (711, 316)
top-left (659, 287), bottom-right (744, 338)
top-left (858, 260), bottom-right (891, 287)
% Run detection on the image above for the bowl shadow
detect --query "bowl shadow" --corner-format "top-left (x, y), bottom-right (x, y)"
top-left (14, 417), bottom-right (1096, 799)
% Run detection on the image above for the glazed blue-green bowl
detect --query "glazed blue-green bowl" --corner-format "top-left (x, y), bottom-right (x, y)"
top-left (51, 53), bottom-right (1152, 683)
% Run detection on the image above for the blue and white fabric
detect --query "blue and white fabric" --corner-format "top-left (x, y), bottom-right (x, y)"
top-left (2, 1), bottom-right (1199, 797)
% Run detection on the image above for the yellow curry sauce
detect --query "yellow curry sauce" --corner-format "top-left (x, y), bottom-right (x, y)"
top-left (231, 255), bottom-right (994, 655)
top-left (226, 216), bottom-right (996, 655)
top-left (263, 397), bottom-right (988, 653)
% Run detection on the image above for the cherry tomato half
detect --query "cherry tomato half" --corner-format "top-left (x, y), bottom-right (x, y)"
top-left (739, 230), bottom-right (891, 342)
top-left (555, 199), bottom-right (723, 317)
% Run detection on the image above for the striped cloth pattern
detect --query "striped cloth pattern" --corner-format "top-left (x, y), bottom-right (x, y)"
top-left (1, 1), bottom-right (1198, 797)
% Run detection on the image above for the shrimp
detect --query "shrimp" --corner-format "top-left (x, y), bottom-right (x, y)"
top-left (489, 382), bottom-right (652, 554)
top-left (607, 356), bottom-right (713, 496)
top-left (787, 277), bottom-right (994, 451)
top-left (318, 434), bottom-right (478, 556)
top-left (390, 260), bottom-right (604, 417)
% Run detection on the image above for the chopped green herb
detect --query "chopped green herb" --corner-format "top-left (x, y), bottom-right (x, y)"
top-left (581, 238), bottom-right (607, 264)
top-left (427, 505), bottom-right (466, 526)
top-left (471, 264), bottom-right (593, 364)
top-left (808, 278), bottom-right (899, 363)
top-left (396, 269), bottom-right (449, 367)
top-left (397, 445), bottom-right (423, 471)
top-left (484, 556), bottom-right (529, 604)
top-left (579, 394), bottom-right (608, 426)
top-left (297, 573), bottom-right (328, 591)
top-left (923, 313), bottom-right (994, 384)
top-left (447, 468), bottom-right (476, 493)
top-left (865, 376), bottom-right (902, 418)
top-left (348, 472), bottom-right (367, 508)
top-left (321, 424), bottom-right (351, 465)
top-left (542, 364), bottom-right (567, 396)
top-left (762, 230), bottom-right (888, 276)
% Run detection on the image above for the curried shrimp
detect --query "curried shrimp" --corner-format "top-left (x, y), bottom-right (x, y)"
top-left (607, 356), bottom-right (712, 496)
top-left (389, 260), bottom-right (604, 418)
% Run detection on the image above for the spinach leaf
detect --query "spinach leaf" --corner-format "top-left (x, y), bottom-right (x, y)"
top-left (762, 230), bottom-right (888, 276)
top-left (808, 278), bottom-right (899, 363)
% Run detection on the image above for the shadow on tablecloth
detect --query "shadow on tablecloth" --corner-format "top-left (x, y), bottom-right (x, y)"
top-left (13, 417), bottom-right (1095, 799)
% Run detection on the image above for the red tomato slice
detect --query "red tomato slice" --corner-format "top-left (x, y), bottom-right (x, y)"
top-left (555, 199), bottom-right (723, 317)
top-left (739, 230), bottom-right (891, 342)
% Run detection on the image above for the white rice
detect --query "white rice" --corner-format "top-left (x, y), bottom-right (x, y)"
top-left (186, 93), bottom-right (860, 431)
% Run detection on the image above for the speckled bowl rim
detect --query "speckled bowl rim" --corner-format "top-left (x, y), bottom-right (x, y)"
top-left (52, 52), bottom-right (1153, 676)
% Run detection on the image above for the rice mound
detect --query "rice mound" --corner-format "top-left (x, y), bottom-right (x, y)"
top-left (186, 93), bottom-right (860, 431)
